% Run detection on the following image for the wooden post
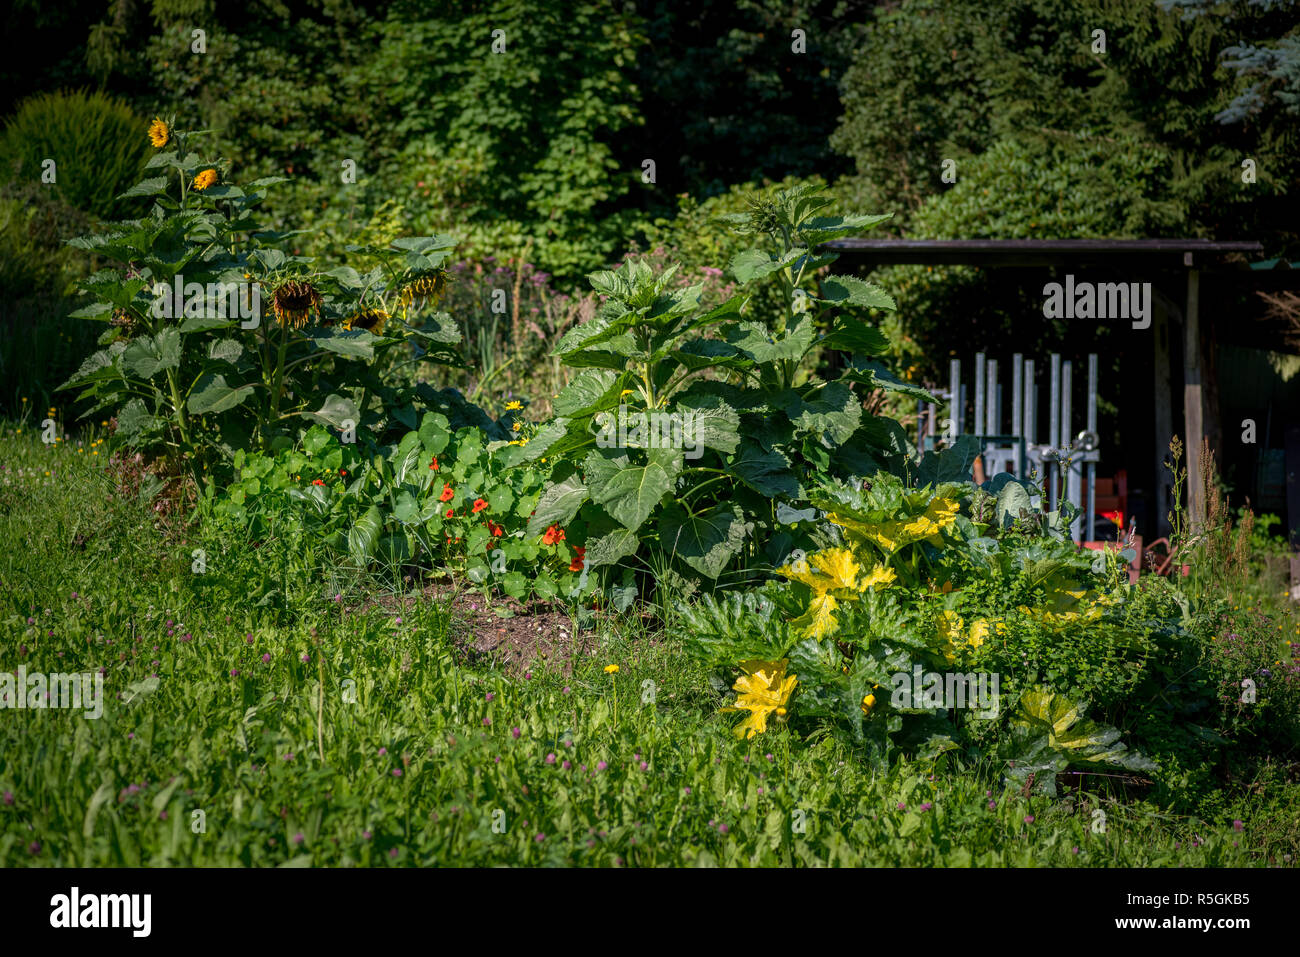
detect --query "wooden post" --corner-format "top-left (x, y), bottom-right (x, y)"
top-left (1184, 268), bottom-right (1204, 530)
top-left (1153, 296), bottom-right (1174, 539)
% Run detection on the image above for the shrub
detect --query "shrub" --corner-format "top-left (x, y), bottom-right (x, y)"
top-left (0, 90), bottom-right (151, 220)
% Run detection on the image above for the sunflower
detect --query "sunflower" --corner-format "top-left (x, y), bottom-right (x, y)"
top-left (193, 168), bottom-right (218, 191)
top-left (270, 280), bottom-right (322, 329)
top-left (343, 308), bottom-right (389, 335)
top-left (399, 270), bottom-right (448, 309)
top-left (148, 117), bottom-right (170, 148)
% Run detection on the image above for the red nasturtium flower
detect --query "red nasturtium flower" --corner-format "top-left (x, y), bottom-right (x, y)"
top-left (487, 519), bottom-right (503, 537)
top-left (542, 525), bottom-right (566, 546)
top-left (311, 479), bottom-right (325, 486)
top-left (472, 498), bottom-right (489, 514)
top-left (569, 546), bottom-right (586, 572)
top-left (444, 507), bottom-right (455, 519)
top-left (429, 456), bottom-right (439, 471)
top-left (439, 483), bottom-right (454, 502)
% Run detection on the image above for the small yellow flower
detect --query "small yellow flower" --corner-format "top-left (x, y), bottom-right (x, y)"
top-left (604, 664), bottom-right (619, 674)
top-left (193, 168), bottom-right (218, 190)
top-left (512, 421), bottom-right (521, 432)
top-left (148, 117), bottom-right (170, 148)
top-left (504, 401), bottom-right (522, 411)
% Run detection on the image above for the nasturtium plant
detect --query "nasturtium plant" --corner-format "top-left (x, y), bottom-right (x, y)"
top-left (523, 184), bottom-right (936, 591)
top-left (58, 119), bottom-right (463, 477)
top-left (207, 414), bottom-right (591, 603)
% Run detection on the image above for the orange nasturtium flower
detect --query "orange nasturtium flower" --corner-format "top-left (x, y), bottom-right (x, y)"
top-left (472, 498), bottom-right (489, 514)
top-left (542, 525), bottom-right (566, 545)
top-left (148, 117), bottom-right (170, 148)
top-left (487, 519), bottom-right (503, 537)
top-left (444, 507), bottom-right (455, 519)
top-left (311, 479), bottom-right (325, 486)
top-left (569, 546), bottom-right (586, 572)
top-left (428, 456), bottom-right (439, 471)
top-left (439, 483), bottom-right (454, 502)
top-left (193, 168), bottom-right (218, 190)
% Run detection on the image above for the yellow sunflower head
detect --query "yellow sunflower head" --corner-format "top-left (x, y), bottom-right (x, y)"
top-left (148, 117), bottom-right (170, 148)
top-left (343, 308), bottom-right (389, 336)
top-left (271, 280), bottom-right (322, 329)
top-left (193, 168), bottom-right (218, 191)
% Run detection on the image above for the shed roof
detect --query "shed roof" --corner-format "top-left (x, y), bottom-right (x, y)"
top-left (820, 238), bottom-right (1264, 269)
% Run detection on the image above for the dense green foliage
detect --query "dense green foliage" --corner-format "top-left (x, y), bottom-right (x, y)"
top-left (0, 90), bottom-right (150, 220)
top-left (3, 427), bottom-right (1295, 866)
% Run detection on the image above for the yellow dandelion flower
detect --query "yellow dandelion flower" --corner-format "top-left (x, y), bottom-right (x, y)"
top-left (603, 664), bottom-right (619, 674)
top-left (504, 401), bottom-right (522, 411)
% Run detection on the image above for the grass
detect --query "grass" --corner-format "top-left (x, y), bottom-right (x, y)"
top-left (0, 424), bottom-right (1292, 866)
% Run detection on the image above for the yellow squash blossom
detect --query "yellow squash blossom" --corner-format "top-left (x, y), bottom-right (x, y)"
top-left (721, 659), bottom-right (797, 739)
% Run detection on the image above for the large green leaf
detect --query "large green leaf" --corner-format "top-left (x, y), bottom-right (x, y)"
top-left (389, 431), bottom-right (423, 486)
top-left (584, 525), bottom-right (640, 568)
top-left (301, 393), bottom-right (361, 430)
top-left (187, 373), bottom-right (256, 414)
top-left (121, 328), bottom-right (182, 379)
top-left (527, 473), bottom-right (589, 536)
top-left (802, 212), bottom-right (893, 246)
top-left (843, 359), bottom-right (934, 401)
top-left (917, 434), bottom-right (980, 485)
top-left (347, 506), bottom-right (384, 566)
top-left (553, 369), bottom-right (627, 418)
top-left (774, 383), bottom-right (863, 445)
top-left (816, 275), bottom-right (896, 311)
top-left (584, 447), bottom-right (682, 531)
top-left (673, 393), bottom-right (741, 455)
top-left (724, 317), bottom-right (814, 364)
top-left (730, 440), bottom-right (799, 497)
top-left (819, 320), bottom-right (890, 357)
top-left (728, 248), bottom-right (789, 283)
top-left (659, 504), bottom-right (753, 579)
top-left (313, 331), bottom-right (376, 360)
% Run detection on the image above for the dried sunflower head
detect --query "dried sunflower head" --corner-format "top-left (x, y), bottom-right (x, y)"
top-left (399, 270), bottom-right (448, 309)
top-left (343, 308), bottom-right (390, 336)
top-left (271, 280), bottom-right (322, 329)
